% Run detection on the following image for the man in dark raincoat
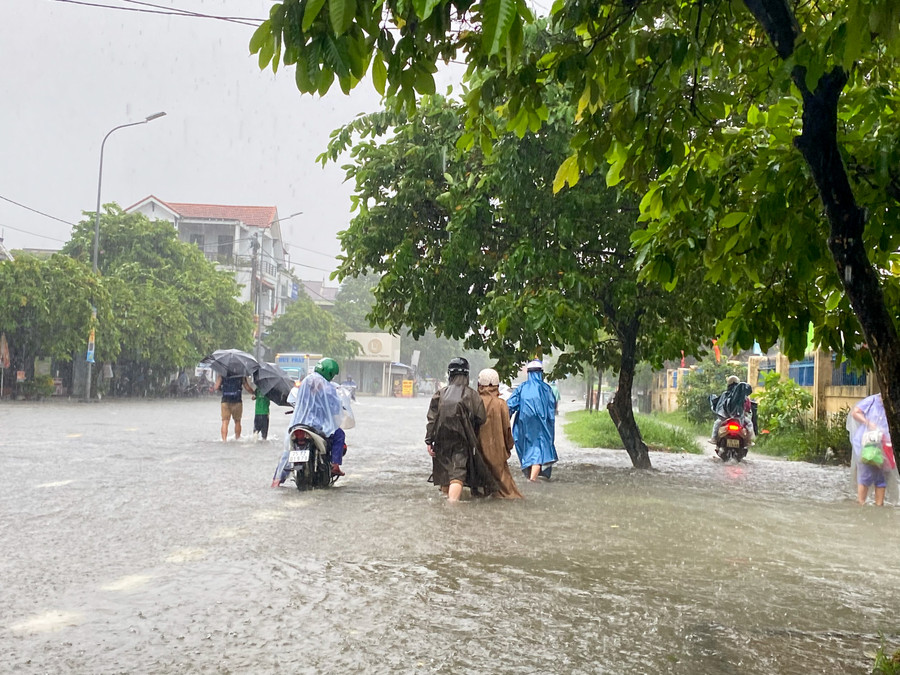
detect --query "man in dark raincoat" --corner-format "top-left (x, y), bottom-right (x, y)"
top-left (507, 359), bottom-right (558, 481)
top-left (425, 357), bottom-right (496, 502)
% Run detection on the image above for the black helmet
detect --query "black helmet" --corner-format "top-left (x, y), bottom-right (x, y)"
top-left (447, 357), bottom-right (469, 377)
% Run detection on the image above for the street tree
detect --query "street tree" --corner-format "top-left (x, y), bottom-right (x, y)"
top-left (0, 253), bottom-right (116, 377)
top-left (255, 0), bottom-right (900, 462)
top-left (267, 292), bottom-right (360, 360)
top-left (63, 205), bottom-right (254, 373)
top-left (324, 94), bottom-right (724, 467)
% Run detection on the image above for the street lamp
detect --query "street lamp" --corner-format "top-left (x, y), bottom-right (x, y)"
top-left (84, 111), bottom-right (166, 401)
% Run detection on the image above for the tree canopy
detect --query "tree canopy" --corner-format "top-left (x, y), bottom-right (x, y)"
top-left (0, 253), bottom-right (115, 375)
top-left (63, 205), bottom-right (254, 385)
top-left (255, 0), bottom-right (900, 457)
top-left (324, 92), bottom-right (724, 466)
top-left (267, 291), bottom-right (360, 360)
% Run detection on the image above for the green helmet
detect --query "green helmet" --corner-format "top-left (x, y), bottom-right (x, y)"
top-left (315, 357), bottom-right (340, 382)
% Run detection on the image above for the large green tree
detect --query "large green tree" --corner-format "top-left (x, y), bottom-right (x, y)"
top-left (63, 205), bottom-right (254, 375)
top-left (255, 0), bottom-right (900, 460)
top-left (0, 253), bottom-right (116, 375)
top-left (267, 292), bottom-right (360, 359)
top-left (324, 93), bottom-right (723, 467)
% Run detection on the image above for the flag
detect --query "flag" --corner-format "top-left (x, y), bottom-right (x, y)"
top-left (0, 332), bottom-right (9, 369)
top-left (713, 338), bottom-right (721, 363)
top-left (680, 350), bottom-right (685, 368)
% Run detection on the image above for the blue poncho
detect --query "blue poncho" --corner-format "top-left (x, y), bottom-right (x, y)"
top-left (507, 370), bottom-right (558, 469)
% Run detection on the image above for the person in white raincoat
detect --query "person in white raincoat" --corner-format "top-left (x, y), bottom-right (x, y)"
top-left (847, 393), bottom-right (899, 506)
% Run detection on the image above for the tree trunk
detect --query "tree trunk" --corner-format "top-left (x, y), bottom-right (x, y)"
top-left (607, 318), bottom-right (652, 469)
top-left (743, 0), bottom-right (900, 465)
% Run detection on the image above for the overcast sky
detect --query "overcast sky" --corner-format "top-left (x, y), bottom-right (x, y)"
top-left (0, 0), bottom-right (436, 281)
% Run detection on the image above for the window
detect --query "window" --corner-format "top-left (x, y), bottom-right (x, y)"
top-left (831, 358), bottom-right (867, 386)
top-left (789, 358), bottom-right (814, 387)
top-left (189, 233), bottom-right (204, 250)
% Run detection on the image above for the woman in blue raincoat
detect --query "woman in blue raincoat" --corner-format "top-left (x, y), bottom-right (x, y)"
top-left (507, 359), bottom-right (558, 481)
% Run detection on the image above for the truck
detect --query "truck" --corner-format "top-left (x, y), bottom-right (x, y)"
top-left (275, 352), bottom-right (323, 383)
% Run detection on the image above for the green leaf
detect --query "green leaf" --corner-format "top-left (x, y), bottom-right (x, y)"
top-left (328, 0), bottom-right (356, 35)
top-left (412, 0), bottom-right (443, 21)
top-left (249, 20), bottom-right (271, 54)
top-left (258, 34), bottom-right (276, 69)
top-left (371, 54), bottom-right (387, 95)
top-left (824, 292), bottom-right (841, 311)
top-left (414, 69), bottom-right (436, 95)
top-left (719, 212), bottom-right (747, 229)
top-left (481, 0), bottom-right (517, 56)
top-left (552, 155), bottom-right (579, 193)
top-left (303, 0), bottom-right (327, 30)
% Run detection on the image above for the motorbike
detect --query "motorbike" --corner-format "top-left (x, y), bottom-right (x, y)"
top-left (714, 416), bottom-right (750, 462)
top-left (284, 423), bottom-right (338, 490)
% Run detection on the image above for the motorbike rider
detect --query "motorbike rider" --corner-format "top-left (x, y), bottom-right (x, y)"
top-left (709, 375), bottom-right (754, 443)
top-left (272, 357), bottom-right (346, 486)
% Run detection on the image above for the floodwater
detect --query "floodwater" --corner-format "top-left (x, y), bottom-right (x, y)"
top-left (1, 396), bottom-right (897, 674)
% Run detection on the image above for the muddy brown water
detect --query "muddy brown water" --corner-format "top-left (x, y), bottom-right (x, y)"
top-left (1, 397), bottom-right (897, 673)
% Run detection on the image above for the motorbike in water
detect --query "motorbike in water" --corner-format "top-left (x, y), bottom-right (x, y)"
top-left (714, 417), bottom-right (750, 462)
top-left (275, 424), bottom-right (338, 490)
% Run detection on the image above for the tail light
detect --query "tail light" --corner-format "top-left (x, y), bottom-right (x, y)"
top-left (726, 421), bottom-right (741, 434)
top-left (291, 429), bottom-right (307, 441)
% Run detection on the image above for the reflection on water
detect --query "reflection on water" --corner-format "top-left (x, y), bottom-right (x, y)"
top-left (0, 398), bottom-right (897, 673)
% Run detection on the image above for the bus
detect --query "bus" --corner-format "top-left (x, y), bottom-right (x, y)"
top-left (275, 352), bottom-right (322, 383)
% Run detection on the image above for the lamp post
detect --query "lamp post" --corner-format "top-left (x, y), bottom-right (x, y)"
top-left (84, 111), bottom-right (166, 401)
top-left (253, 211), bottom-right (303, 361)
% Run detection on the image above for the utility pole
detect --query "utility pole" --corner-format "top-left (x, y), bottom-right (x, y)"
top-left (251, 233), bottom-right (262, 360)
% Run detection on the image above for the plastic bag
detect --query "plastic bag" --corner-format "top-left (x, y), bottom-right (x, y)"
top-left (861, 429), bottom-right (885, 467)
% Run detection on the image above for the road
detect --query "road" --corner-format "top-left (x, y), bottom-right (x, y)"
top-left (1, 396), bottom-right (897, 673)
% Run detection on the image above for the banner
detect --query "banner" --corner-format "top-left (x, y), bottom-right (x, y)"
top-left (0, 332), bottom-right (9, 369)
top-left (86, 328), bottom-right (95, 364)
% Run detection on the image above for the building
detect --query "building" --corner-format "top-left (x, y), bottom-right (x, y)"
top-left (300, 279), bottom-right (339, 308)
top-left (125, 196), bottom-right (297, 338)
top-left (342, 332), bottom-right (402, 396)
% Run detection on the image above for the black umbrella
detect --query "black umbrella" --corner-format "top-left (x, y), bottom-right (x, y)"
top-left (253, 362), bottom-right (296, 407)
top-left (201, 348), bottom-right (259, 378)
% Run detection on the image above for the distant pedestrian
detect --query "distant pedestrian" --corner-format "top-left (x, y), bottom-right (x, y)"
top-left (253, 388), bottom-right (271, 440)
top-left (477, 368), bottom-right (523, 499)
top-left (507, 359), bottom-right (558, 481)
top-left (215, 373), bottom-right (255, 441)
top-left (425, 357), bottom-right (497, 502)
top-left (847, 393), bottom-right (899, 506)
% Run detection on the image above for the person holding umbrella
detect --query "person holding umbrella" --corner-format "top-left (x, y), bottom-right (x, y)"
top-left (202, 349), bottom-right (260, 442)
top-left (216, 372), bottom-right (255, 441)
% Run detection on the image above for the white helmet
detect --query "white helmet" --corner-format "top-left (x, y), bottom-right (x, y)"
top-left (526, 359), bottom-right (543, 372)
top-left (478, 368), bottom-right (500, 386)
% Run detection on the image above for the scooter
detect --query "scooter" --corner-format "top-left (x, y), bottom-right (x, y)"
top-left (714, 417), bottom-right (750, 462)
top-left (281, 423), bottom-right (338, 490)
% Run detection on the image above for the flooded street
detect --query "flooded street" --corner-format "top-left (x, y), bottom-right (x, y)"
top-left (2, 396), bottom-right (897, 673)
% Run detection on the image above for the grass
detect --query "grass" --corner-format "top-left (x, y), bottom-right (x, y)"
top-left (645, 409), bottom-right (710, 437)
top-left (564, 409), bottom-right (703, 454)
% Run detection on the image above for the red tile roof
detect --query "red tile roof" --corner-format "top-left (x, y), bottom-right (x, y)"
top-left (125, 196), bottom-right (277, 228)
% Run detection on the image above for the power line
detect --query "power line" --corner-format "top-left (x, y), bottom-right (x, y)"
top-left (0, 194), bottom-right (76, 226)
top-left (0, 223), bottom-right (69, 244)
top-left (49, 0), bottom-right (262, 25)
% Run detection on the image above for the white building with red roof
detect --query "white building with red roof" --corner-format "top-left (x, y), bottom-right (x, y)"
top-left (125, 195), bottom-right (297, 343)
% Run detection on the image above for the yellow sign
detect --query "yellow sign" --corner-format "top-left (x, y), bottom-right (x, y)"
top-left (401, 379), bottom-right (414, 397)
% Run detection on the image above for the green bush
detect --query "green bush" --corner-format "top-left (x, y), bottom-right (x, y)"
top-left (756, 371), bottom-right (813, 433)
top-left (565, 410), bottom-right (703, 454)
top-left (676, 360), bottom-right (742, 425)
top-left (20, 375), bottom-right (55, 399)
top-left (752, 408), bottom-right (851, 464)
